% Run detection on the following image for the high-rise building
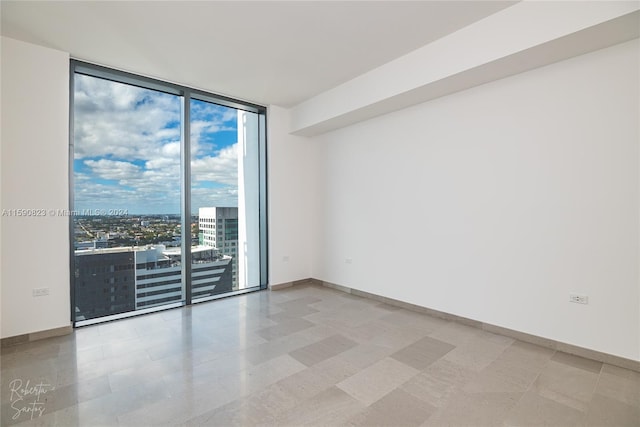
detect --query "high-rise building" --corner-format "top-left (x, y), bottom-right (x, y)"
top-left (198, 207), bottom-right (239, 289)
top-left (74, 245), bottom-right (233, 317)
top-left (134, 245), bottom-right (233, 309)
top-left (74, 248), bottom-right (135, 320)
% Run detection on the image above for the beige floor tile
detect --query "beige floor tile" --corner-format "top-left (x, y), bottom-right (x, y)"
top-left (595, 364), bottom-right (640, 408)
top-left (551, 351), bottom-right (603, 374)
top-left (336, 357), bottom-right (419, 406)
top-left (502, 340), bottom-right (555, 365)
top-left (289, 334), bottom-right (358, 367)
top-left (276, 295), bottom-right (323, 308)
top-left (223, 354), bottom-right (307, 398)
top-left (10, 378), bottom-right (170, 426)
top-left (118, 394), bottom-right (213, 427)
top-left (332, 343), bottom-right (395, 370)
top-left (347, 388), bottom-right (436, 426)
top-left (476, 330), bottom-right (516, 346)
top-left (97, 347), bottom-right (154, 374)
top-left (532, 359), bottom-right (599, 411)
top-left (268, 304), bottom-right (319, 321)
top-left (378, 309), bottom-right (448, 334)
top-left (247, 382), bottom-right (302, 420)
top-left (390, 336), bottom-right (455, 370)
top-left (255, 318), bottom-right (315, 340)
top-left (304, 306), bottom-right (390, 331)
top-left (190, 350), bottom-right (252, 380)
top-left (585, 393), bottom-right (640, 426)
top-left (463, 356), bottom-right (542, 393)
top-left (26, 376), bottom-right (112, 417)
top-left (276, 386), bottom-right (365, 426)
top-left (309, 356), bottom-right (362, 384)
top-left (402, 359), bottom-right (477, 408)
top-left (108, 359), bottom-right (179, 392)
top-left (182, 395), bottom-right (277, 427)
top-left (342, 319), bottom-right (429, 350)
top-left (504, 390), bottom-right (585, 426)
top-left (425, 390), bottom-right (522, 426)
top-left (244, 330), bottom-right (318, 366)
top-left (13, 403), bottom-right (120, 427)
top-left (427, 321), bottom-right (481, 346)
top-left (441, 335), bottom-right (510, 372)
top-left (306, 297), bottom-right (351, 313)
top-left (290, 323), bottom-right (339, 342)
top-left (253, 353), bottom-right (308, 382)
top-left (252, 368), bottom-right (337, 418)
top-left (602, 362), bottom-right (640, 380)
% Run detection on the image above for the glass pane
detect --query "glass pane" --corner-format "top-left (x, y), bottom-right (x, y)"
top-left (190, 99), bottom-right (261, 300)
top-left (73, 74), bottom-right (184, 322)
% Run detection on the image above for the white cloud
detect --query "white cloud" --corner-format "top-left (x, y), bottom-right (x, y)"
top-left (84, 159), bottom-right (141, 181)
top-left (191, 144), bottom-right (238, 186)
top-left (73, 74), bottom-right (240, 213)
top-left (192, 187), bottom-right (238, 211)
top-left (74, 74), bottom-right (181, 160)
top-left (161, 142), bottom-right (181, 157)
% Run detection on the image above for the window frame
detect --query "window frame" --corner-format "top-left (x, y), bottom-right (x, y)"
top-left (69, 59), bottom-right (269, 326)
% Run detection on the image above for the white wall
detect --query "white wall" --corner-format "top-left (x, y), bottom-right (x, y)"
top-left (1, 37), bottom-right (71, 338)
top-left (267, 105), bottom-right (318, 285)
top-left (312, 40), bottom-right (640, 361)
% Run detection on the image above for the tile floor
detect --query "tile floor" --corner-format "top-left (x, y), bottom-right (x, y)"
top-left (1, 284), bottom-right (639, 426)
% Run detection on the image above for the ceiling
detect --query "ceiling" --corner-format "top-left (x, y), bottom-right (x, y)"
top-left (0, 1), bottom-right (516, 107)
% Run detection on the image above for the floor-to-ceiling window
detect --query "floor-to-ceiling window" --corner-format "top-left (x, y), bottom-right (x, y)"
top-left (70, 61), bottom-right (267, 326)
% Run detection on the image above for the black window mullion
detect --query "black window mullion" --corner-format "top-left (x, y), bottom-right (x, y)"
top-left (181, 92), bottom-right (192, 305)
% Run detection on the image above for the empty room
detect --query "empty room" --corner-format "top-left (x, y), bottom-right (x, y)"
top-left (1, 1), bottom-right (639, 426)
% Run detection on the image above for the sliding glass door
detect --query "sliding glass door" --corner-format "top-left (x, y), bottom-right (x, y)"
top-left (190, 99), bottom-right (264, 301)
top-left (71, 61), bottom-right (267, 326)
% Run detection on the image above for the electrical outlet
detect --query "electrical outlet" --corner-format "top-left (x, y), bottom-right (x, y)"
top-left (345, 258), bottom-right (353, 264)
top-left (569, 294), bottom-right (588, 304)
top-left (282, 256), bottom-right (289, 262)
top-left (33, 288), bottom-right (49, 297)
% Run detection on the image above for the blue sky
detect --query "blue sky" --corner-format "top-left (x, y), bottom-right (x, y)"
top-left (74, 74), bottom-right (239, 214)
